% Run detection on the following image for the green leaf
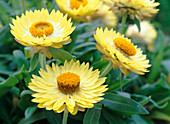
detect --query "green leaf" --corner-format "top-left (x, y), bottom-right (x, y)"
top-left (24, 47), bottom-right (31, 59)
top-left (44, 110), bottom-right (62, 124)
top-left (150, 111), bottom-right (170, 121)
top-left (102, 109), bottom-right (126, 124)
top-left (139, 96), bottom-right (151, 106)
top-left (158, 73), bottom-right (169, 89)
top-left (20, 90), bottom-right (34, 97)
top-left (18, 94), bottom-right (35, 111)
top-left (134, 17), bottom-right (141, 32)
top-left (147, 30), bottom-right (165, 83)
top-left (0, 99), bottom-right (12, 124)
top-left (71, 42), bottom-right (96, 53)
top-left (132, 115), bottom-right (150, 124)
top-left (49, 47), bottom-right (76, 63)
top-left (0, 76), bottom-right (19, 97)
top-left (29, 53), bottom-right (39, 72)
top-left (100, 93), bottom-right (148, 115)
top-left (25, 106), bottom-right (37, 120)
top-left (83, 103), bottom-right (102, 124)
top-left (69, 111), bottom-right (84, 121)
top-left (108, 76), bottom-right (137, 92)
top-left (18, 111), bottom-right (46, 124)
top-left (13, 50), bottom-right (29, 71)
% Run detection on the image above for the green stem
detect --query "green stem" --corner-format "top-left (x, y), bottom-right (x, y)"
top-left (21, 0), bottom-right (26, 12)
top-left (100, 61), bottom-right (113, 77)
top-left (62, 111), bottom-right (68, 124)
top-left (120, 73), bottom-right (124, 91)
top-left (119, 13), bottom-right (128, 34)
top-left (39, 53), bottom-right (46, 70)
top-left (42, 0), bottom-right (46, 9)
top-left (150, 97), bottom-right (170, 110)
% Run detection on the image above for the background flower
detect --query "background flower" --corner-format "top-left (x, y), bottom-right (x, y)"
top-left (55, 0), bottom-right (101, 22)
top-left (88, 3), bottom-right (118, 28)
top-left (126, 21), bottom-right (157, 51)
top-left (103, 0), bottom-right (160, 20)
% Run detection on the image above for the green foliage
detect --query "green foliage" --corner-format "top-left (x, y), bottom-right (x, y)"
top-left (83, 104), bottom-right (102, 124)
top-left (0, 0), bottom-right (170, 124)
top-left (101, 93), bottom-right (148, 115)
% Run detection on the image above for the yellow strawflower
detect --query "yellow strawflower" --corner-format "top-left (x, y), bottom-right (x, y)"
top-left (88, 3), bottom-right (118, 27)
top-left (55, 0), bottom-right (101, 22)
top-left (10, 9), bottom-right (75, 58)
top-left (103, 0), bottom-right (160, 20)
top-left (94, 27), bottom-right (151, 75)
top-left (28, 60), bottom-right (108, 115)
top-left (126, 21), bottom-right (157, 51)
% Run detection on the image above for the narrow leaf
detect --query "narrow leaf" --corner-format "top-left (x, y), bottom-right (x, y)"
top-left (101, 93), bottom-right (148, 115)
top-left (13, 50), bottom-right (29, 70)
top-left (44, 110), bottom-right (62, 124)
top-left (29, 53), bottom-right (39, 72)
top-left (134, 17), bottom-right (141, 32)
top-left (83, 103), bottom-right (102, 124)
top-left (19, 111), bottom-right (46, 124)
top-left (49, 47), bottom-right (76, 63)
top-left (25, 106), bottom-right (37, 119)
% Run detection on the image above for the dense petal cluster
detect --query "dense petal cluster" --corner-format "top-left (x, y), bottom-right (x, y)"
top-left (103, 0), bottom-right (160, 20)
top-left (55, 0), bottom-right (101, 22)
top-left (94, 27), bottom-right (151, 75)
top-left (10, 9), bottom-right (75, 58)
top-left (126, 21), bottom-right (157, 51)
top-left (28, 60), bottom-right (108, 115)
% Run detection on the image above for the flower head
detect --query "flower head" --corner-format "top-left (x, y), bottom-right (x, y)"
top-left (10, 9), bottom-right (75, 58)
top-left (94, 27), bottom-right (151, 75)
top-left (88, 3), bottom-right (118, 27)
top-left (55, 0), bottom-right (101, 22)
top-left (28, 60), bottom-right (107, 115)
top-left (104, 0), bottom-right (160, 20)
top-left (126, 21), bottom-right (157, 51)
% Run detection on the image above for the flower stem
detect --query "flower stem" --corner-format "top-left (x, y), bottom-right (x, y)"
top-left (118, 13), bottom-right (127, 89)
top-left (39, 53), bottom-right (46, 70)
top-left (100, 61), bottom-right (113, 77)
top-left (42, 0), bottom-right (46, 9)
top-left (62, 111), bottom-right (68, 124)
top-left (21, 0), bottom-right (26, 12)
top-left (120, 72), bottom-right (124, 91)
top-left (119, 13), bottom-right (128, 34)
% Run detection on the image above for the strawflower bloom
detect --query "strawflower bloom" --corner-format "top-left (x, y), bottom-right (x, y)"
top-left (126, 21), bottom-right (157, 51)
top-left (55, 0), bottom-right (101, 22)
top-left (10, 9), bottom-right (75, 58)
top-left (28, 60), bottom-right (108, 115)
top-left (103, 0), bottom-right (160, 20)
top-left (94, 27), bottom-right (151, 75)
top-left (88, 3), bottom-right (118, 28)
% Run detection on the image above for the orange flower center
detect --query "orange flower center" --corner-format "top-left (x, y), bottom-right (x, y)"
top-left (70, 0), bottom-right (88, 9)
top-left (29, 21), bottom-right (54, 37)
top-left (113, 37), bottom-right (136, 56)
top-left (57, 72), bottom-right (80, 94)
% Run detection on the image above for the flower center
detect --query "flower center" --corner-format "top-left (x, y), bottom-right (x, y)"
top-left (113, 37), bottom-right (136, 56)
top-left (70, 0), bottom-right (88, 9)
top-left (57, 72), bottom-right (80, 94)
top-left (29, 21), bottom-right (54, 37)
